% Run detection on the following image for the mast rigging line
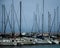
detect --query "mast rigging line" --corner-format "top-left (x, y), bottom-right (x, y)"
top-left (31, 12), bottom-right (40, 32)
top-left (50, 9), bottom-right (56, 32)
top-left (4, 8), bottom-right (12, 32)
top-left (2, 4), bottom-right (12, 34)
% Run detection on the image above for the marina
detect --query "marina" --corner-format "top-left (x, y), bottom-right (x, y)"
top-left (0, 0), bottom-right (60, 46)
top-left (0, 32), bottom-right (60, 45)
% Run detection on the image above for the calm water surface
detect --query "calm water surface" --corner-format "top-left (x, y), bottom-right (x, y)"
top-left (0, 45), bottom-right (60, 48)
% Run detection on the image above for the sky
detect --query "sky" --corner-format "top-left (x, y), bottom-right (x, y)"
top-left (0, 0), bottom-right (60, 33)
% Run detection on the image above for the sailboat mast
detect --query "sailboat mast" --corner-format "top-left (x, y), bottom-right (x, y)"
top-left (42, 0), bottom-right (44, 35)
top-left (54, 9), bottom-right (56, 32)
top-left (20, 1), bottom-right (22, 37)
top-left (2, 5), bottom-right (4, 33)
top-left (57, 7), bottom-right (59, 32)
top-left (48, 12), bottom-right (51, 36)
top-left (43, 0), bottom-right (44, 16)
top-left (11, 0), bottom-right (15, 37)
top-left (2, 5), bottom-right (6, 36)
top-left (4, 5), bottom-right (5, 36)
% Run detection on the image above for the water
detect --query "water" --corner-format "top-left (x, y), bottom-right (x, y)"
top-left (0, 45), bottom-right (60, 48)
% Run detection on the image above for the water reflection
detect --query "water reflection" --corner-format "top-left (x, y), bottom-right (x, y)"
top-left (0, 45), bottom-right (60, 48)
